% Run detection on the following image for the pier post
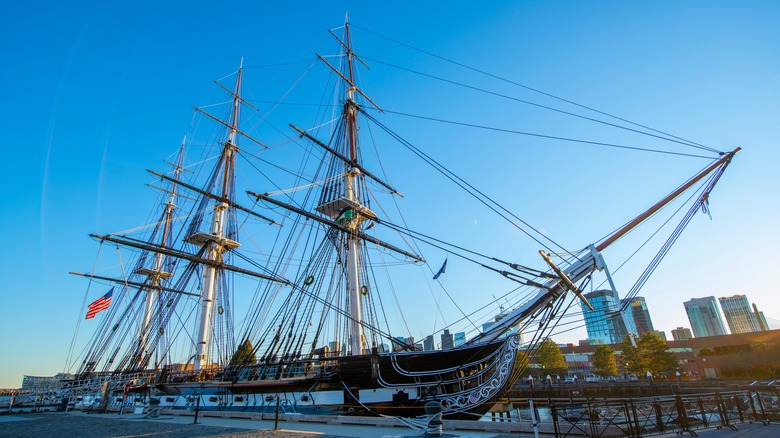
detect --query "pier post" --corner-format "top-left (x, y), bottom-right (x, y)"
top-left (529, 399), bottom-right (540, 438)
top-left (274, 392), bottom-right (281, 430)
top-left (424, 400), bottom-right (443, 436)
top-left (193, 396), bottom-right (201, 424)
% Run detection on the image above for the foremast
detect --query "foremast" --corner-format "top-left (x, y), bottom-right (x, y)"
top-left (190, 63), bottom-right (243, 370)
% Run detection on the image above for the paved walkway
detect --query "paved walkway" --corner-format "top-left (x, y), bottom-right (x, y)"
top-left (0, 411), bottom-right (522, 437)
top-left (1, 411), bottom-right (776, 437)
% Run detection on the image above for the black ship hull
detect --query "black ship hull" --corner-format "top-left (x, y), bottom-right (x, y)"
top-left (155, 334), bottom-right (524, 419)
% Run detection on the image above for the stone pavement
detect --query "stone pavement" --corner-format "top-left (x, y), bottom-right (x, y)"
top-left (1, 410), bottom-right (775, 437)
top-left (0, 411), bottom-right (525, 437)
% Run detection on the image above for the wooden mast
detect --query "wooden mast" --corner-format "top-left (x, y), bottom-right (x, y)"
top-left (596, 147), bottom-right (740, 252)
top-left (193, 62), bottom-right (243, 371)
top-left (342, 21), bottom-right (366, 356)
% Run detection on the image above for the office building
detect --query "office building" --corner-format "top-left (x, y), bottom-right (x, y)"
top-left (652, 330), bottom-right (667, 341)
top-left (719, 294), bottom-right (760, 334)
top-left (423, 335), bottom-right (435, 351)
top-left (441, 329), bottom-right (454, 350)
top-left (671, 327), bottom-right (692, 341)
top-left (753, 304), bottom-right (769, 331)
top-left (582, 289), bottom-right (638, 344)
top-left (627, 296), bottom-right (655, 335)
top-left (453, 331), bottom-right (466, 347)
top-left (684, 297), bottom-right (728, 337)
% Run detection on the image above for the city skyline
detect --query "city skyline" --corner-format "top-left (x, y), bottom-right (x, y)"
top-left (591, 292), bottom-right (774, 344)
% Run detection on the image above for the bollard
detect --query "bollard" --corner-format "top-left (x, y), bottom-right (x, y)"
top-left (146, 397), bottom-right (160, 418)
top-left (424, 400), bottom-right (444, 436)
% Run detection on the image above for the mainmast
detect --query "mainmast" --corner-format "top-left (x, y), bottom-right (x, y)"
top-left (189, 63), bottom-right (243, 370)
top-left (342, 23), bottom-right (366, 356)
top-left (310, 23), bottom-right (375, 356)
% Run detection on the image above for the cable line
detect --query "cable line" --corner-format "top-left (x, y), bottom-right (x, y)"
top-left (352, 24), bottom-right (722, 154)
top-left (379, 109), bottom-right (715, 160)
top-left (361, 109), bottom-right (572, 256)
top-left (364, 56), bottom-right (721, 155)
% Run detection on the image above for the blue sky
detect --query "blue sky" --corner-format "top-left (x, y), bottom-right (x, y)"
top-left (1, 1), bottom-right (779, 388)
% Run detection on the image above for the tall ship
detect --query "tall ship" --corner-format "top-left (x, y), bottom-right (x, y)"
top-left (56, 22), bottom-right (738, 419)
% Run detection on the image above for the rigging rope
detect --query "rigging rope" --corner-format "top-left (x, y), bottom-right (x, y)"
top-left (351, 24), bottom-right (721, 154)
top-left (361, 109), bottom-right (571, 256)
top-left (620, 165), bottom-right (728, 309)
top-left (378, 109), bottom-right (716, 160)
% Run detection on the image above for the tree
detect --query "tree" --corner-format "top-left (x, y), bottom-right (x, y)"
top-left (619, 332), bottom-right (678, 377)
top-left (639, 331), bottom-right (678, 376)
top-left (619, 334), bottom-right (646, 375)
top-left (593, 344), bottom-right (618, 377)
top-left (229, 339), bottom-right (257, 367)
top-left (536, 338), bottom-right (568, 376)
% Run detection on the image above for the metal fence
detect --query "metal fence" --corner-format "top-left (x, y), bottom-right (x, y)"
top-left (511, 390), bottom-right (778, 437)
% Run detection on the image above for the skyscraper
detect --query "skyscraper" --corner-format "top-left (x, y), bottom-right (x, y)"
top-left (582, 289), bottom-right (638, 344)
top-left (440, 329), bottom-right (454, 350)
top-left (627, 296), bottom-right (655, 335)
top-left (719, 294), bottom-right (760, 334)
top-left (671, 327), bottom-right (692, 341)
top-left (753, 303), bottom-right (769, 331)
top-left (684, 297), bottom-right (728, 337)
top-left (423, 335), bottom-right (435, 351)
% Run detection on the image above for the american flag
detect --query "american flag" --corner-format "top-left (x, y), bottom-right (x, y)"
top-left (85, 288), bottom-right (114, 319)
